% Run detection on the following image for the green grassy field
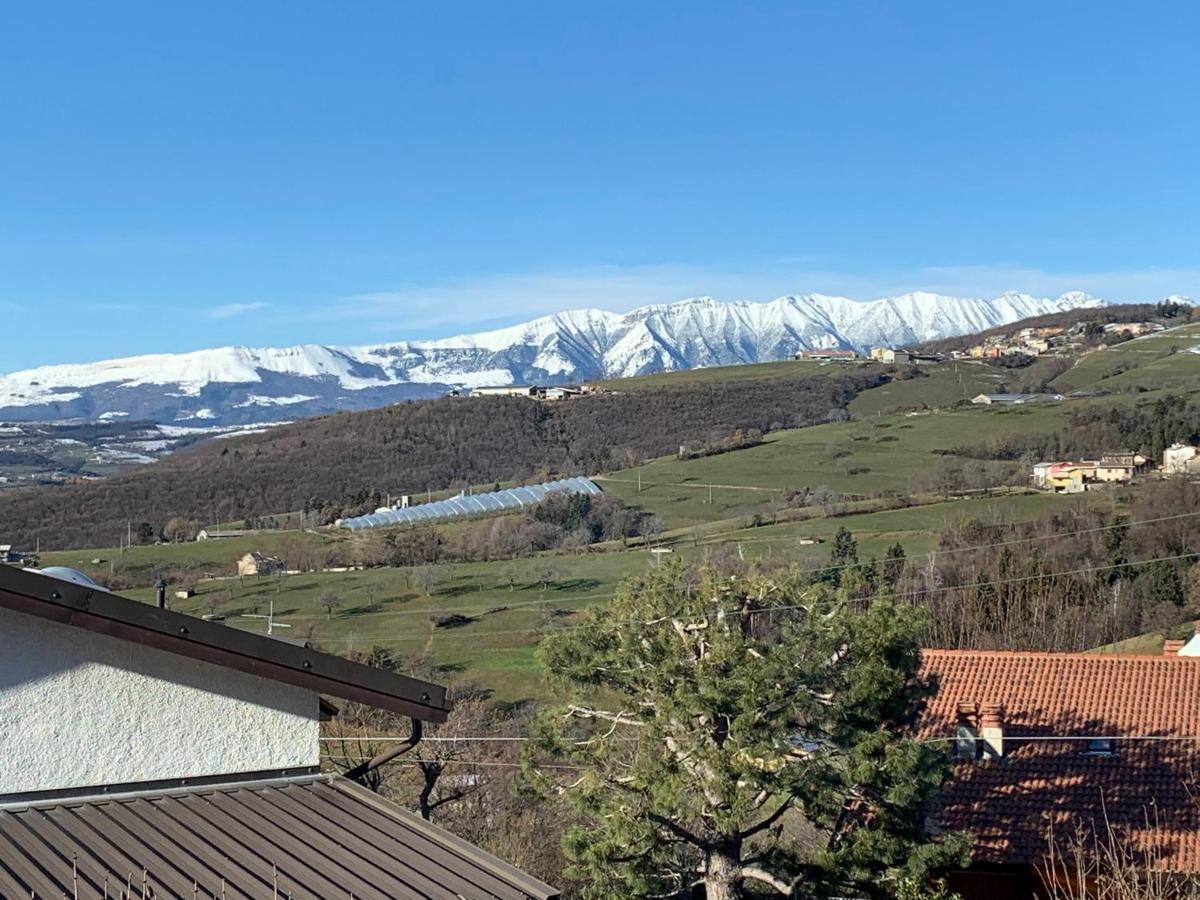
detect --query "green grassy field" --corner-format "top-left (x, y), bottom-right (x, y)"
top-left (1051, 321), bottom-right (1200, 393)
top-left (33, 355), bottom-right (1200, 698)
top-left (599, 402), bottom-right (1078, 528)
top-left (88, 486), bottom-right (1094, 700)
top-left (116, 548), bottom-right (653, 702)
top-left (698, 491), bottom-right (1079, 559)
top-left (847, 363), bottom-right (1004, 418)
top-left (40, 529), bottom-right (339, 583)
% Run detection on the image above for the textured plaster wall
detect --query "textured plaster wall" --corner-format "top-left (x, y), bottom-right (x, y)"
top-left (0, 607), bottom-right (320, 794)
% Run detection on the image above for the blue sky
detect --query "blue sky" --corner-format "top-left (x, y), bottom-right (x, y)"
top-left (3, 1), bottom-right (1198, 370)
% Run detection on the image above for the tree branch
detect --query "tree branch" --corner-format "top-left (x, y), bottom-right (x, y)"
top-left (566, 705), bottom-right (645, 727)
top-left (741, 866), bottom-right (800, 895)
top-left (741, 798), bottom-right (792, 839)
top-left (647, 813), bottom-right (714, 850)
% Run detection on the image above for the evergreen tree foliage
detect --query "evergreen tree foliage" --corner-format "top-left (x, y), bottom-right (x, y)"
top-left (1146, 559), bottom-right (1185, 608)
top-left (882, 542), bottom-right (908, 589)
top-left (529, 561), bottom-right (970, 899)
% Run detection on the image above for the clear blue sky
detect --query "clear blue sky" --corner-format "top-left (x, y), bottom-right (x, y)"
top-left (3, 1), bottom-right (1198, 369)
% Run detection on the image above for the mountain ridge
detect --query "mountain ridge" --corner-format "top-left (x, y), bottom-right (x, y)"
top-left (0, 291), bottom-right (1113, 425)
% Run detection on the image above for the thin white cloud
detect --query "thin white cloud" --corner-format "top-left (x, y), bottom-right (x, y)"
top-left (311, 262), bottom-right (1200, 339)
top-left (209, 301), bottom-right (269, 320)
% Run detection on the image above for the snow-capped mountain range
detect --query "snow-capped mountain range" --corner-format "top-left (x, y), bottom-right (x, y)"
top-left (0, 291), bottom-right (1111, 426)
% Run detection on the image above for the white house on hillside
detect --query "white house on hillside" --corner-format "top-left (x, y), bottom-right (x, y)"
top-left (1164, 443), bottom-right (1200, 475)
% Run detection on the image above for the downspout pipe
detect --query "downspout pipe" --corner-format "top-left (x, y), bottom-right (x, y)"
top-left (345, 718), bottom-right (423, 782)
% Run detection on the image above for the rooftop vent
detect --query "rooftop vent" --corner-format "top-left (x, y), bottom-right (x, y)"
top-left (1084, 737), bottom-right (1117, 757)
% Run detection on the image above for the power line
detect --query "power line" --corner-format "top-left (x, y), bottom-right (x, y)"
top-left (317, 734), bottom-right (1200, 745)
top-left (321, 733), bottom-right (1200, 773)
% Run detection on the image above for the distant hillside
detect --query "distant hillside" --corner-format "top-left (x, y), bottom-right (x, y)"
top-left (0, 369), bottom-right (884, 550)
top-left (910, 303), bottom-right (1166, 354)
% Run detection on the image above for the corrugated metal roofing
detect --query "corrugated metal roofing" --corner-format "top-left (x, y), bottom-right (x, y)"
top-left (340, 477), bottom-right (602, 531)
top-left (0, 773), bottom-right (559, 899)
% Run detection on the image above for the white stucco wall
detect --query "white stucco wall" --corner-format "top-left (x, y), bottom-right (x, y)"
top-left (0, 606), bottom-right (320, 795)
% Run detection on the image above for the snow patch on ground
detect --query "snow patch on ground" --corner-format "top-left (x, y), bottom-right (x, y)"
top-left (232, 394), bottom-right (319, 408)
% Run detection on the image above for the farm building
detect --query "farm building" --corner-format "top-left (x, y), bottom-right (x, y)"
top-left (339, 477), bottom-right (602, 531)
top-left (1033, 453), bottom-right (1147, 492)
top-left (470, 385), bottom-right (538, 398)
top-left (541, 386), bottom-right (582, 400)
top-left (1092, 452), bottom-right (1149, 483)
top-left (794, 348), bottom-right (859, 361)
top-left (237, 551), bottom-right (284, 577)
top-left (0, 566), bottom-right (558, 898)
top-left (971, 392), bottom-right (1064, 406)
top-left (869, 348), bottom-right (943, 364)
top-left (195, 528), bottom-right (249, 541)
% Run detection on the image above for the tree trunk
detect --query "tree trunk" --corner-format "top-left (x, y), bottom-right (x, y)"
top-left (704, 847), bottom-right (742, 900)
top-left (417, 762), bottom-right (443, 821)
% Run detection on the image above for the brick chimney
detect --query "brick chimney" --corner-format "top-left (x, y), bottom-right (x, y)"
top-left (1164, 639), bottom-right (1186, 656)
top-left (954, 701), bottom-right (979, 760)
top-left (980, 703), bottom-right (1005, 760)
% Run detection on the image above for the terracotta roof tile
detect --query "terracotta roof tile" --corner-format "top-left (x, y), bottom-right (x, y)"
top-left (919, 649), bottom-right (1200, 870)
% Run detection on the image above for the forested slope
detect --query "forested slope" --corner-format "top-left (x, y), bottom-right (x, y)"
top-left (0, 370), bottom-right (884, 549)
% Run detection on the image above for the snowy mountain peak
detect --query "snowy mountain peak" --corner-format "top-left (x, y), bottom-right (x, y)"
top-left (0, 290), bottom-right (1133, 426)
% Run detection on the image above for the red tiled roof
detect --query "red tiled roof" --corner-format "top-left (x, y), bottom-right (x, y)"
top-left (918, 649), bottom-right (1200, 870)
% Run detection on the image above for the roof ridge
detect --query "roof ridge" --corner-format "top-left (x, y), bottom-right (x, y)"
top-left (0, 566), bottom-right (451, 721)
top-left (0, 768), bottom-right (328, 811)
top-left (922, 647), bottom-right (1199, 661)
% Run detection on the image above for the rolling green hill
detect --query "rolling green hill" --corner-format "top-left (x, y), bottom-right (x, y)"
top-left (1051, 320), bottom-right (1200, 393)
top-left (22, 318), bottom-right (1200, 700)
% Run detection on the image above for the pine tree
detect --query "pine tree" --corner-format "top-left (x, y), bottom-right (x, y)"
top-left (882, 542), bottom-right (908, 589)
top-left (1147, 560), bottom-right (1184, 608)
top-left (824, 526), bottom-right (861, 587)
top-left (529, 561), bottom-right (970, 899)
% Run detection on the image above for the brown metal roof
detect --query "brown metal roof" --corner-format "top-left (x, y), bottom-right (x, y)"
top-left (0, 773), bottom-right (559, 899)
top-left (0, 565), bottom-right (449, 722)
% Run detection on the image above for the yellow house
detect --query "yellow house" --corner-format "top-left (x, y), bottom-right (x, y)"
top-left (1091, 464), bottom-right (1134, 484)
top-left (1044, 464), bottom-right (1095, 494)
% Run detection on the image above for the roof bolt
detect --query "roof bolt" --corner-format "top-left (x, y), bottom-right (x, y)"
top-left (50, 591), bottom-right (62, 602)
top-left (303, 660), bottom-right (313, 670)
top-left (421, 692), bottom-right (431, 703)
top-left (179, 626), bottom-right (189, 636)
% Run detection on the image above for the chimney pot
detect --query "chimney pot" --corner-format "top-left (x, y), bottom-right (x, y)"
top-left (1164, 639), bottom-right (1186, 656)
top-left (954, 701), bottom-right (980, 760)
top-left (980, 703), bottom-right (1005, 760)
